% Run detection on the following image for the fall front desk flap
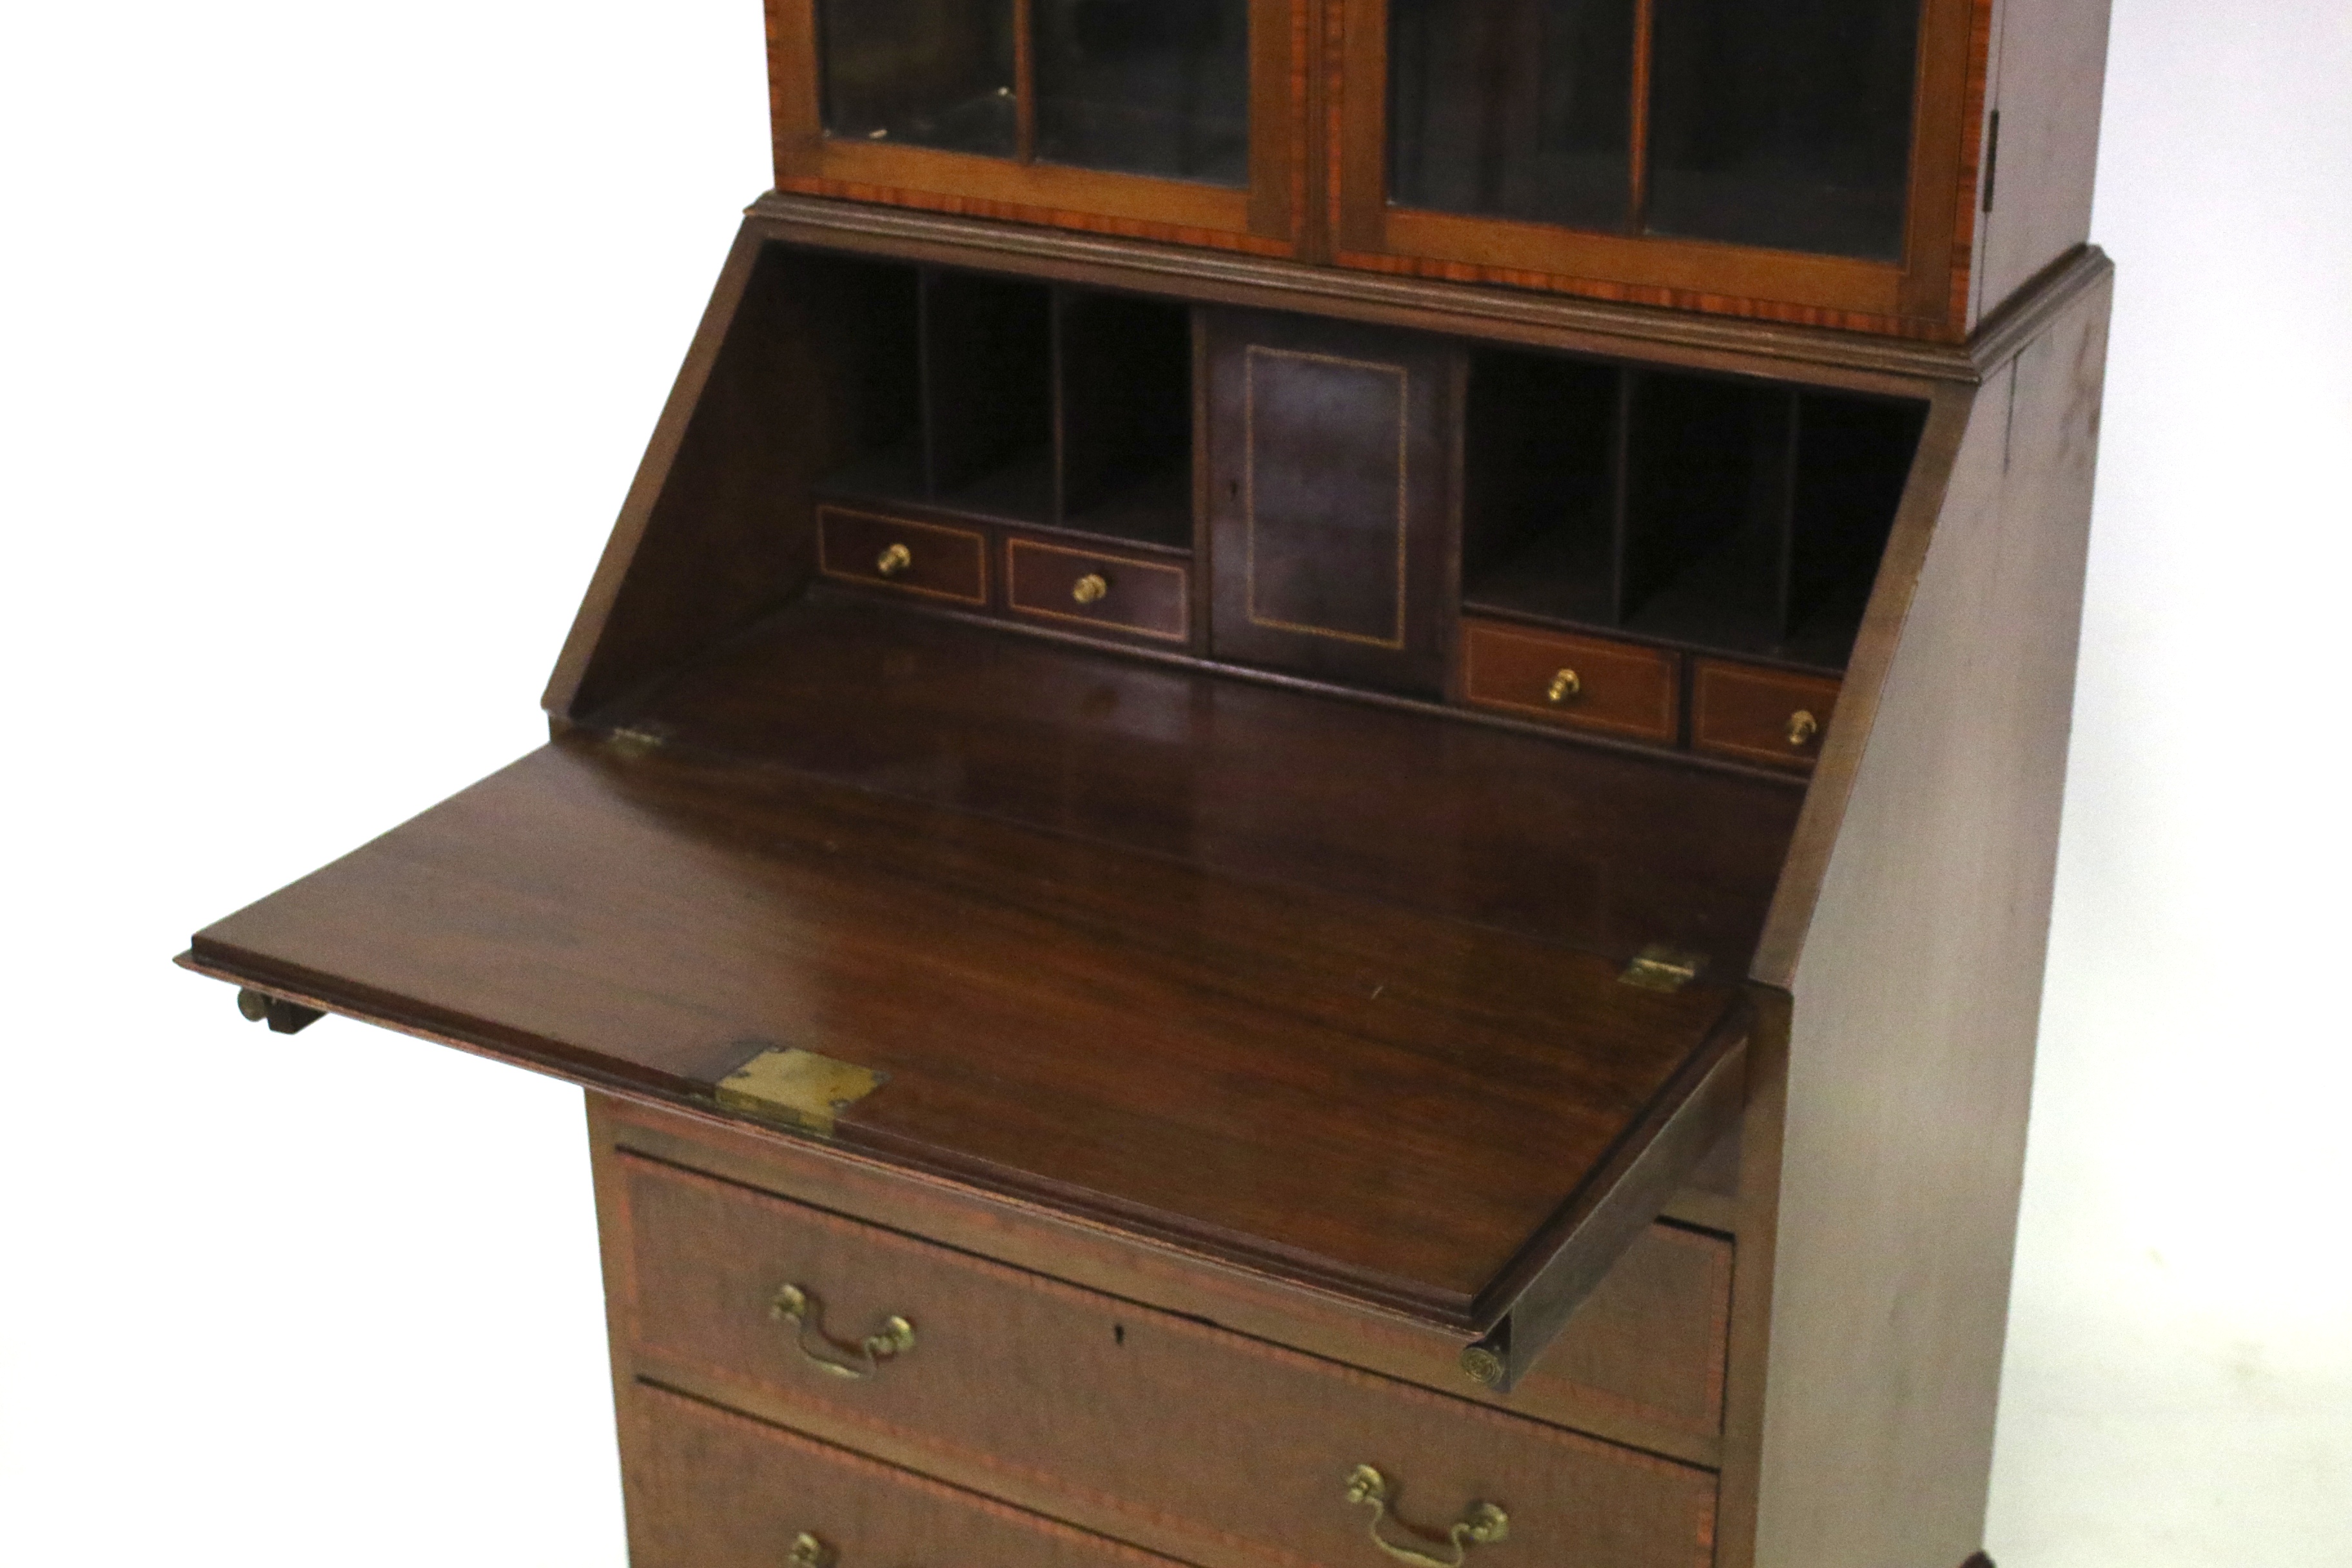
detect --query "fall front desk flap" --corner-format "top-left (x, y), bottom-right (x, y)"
top-left (184, 606), bottom-right (1785, 1386)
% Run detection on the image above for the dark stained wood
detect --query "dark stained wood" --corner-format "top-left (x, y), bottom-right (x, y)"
top-left (187, 714), bottom-right (1755, 1329)
top-left (597, 1094), bottom-right (1739, 1466)
top-left (1470, 1035), bottom-right (1745, 1394)
top-left (1004, 536), bottom-right (1191, 645)
top-left (743, 195), bottom-right (2112, 400)
top-left (616, 1162), bottom-right (1723, 1568)
top-left (602, 595), bottom-right (1803, 966)
top-left (1727, 268), bottom-right (2111, 1568)
top-left (1690, 661), bottom-right (1841, 771)
top-left (547, 237), bottom-right (867, 718)
top-left (1966, 0), bottom-right (2113, 328)
top-left (1205, 309), bottom-right (1458, 695)
top-left (624, 1382), bottom-right (1190, 1568)
top-left (193, 5), bottom-right (2119, 1552)
top-left (1461, 619), bottom-right (1680, 743)
top-left (816, 506), bottom-right (991, 605)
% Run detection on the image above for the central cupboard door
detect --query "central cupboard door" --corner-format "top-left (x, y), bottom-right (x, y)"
top-left (1206, 310), bottom-right (1458, 695)
top-left (766, 0), bottom-right (1308, 253)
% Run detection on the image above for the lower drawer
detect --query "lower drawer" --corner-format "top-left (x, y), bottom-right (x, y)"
top-left (627, 1382), bottom-right (1183, 1568)
top-left (616, 1155), bottom-right (1719, 1568)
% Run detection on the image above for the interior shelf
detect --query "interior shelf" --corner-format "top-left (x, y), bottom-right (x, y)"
top-left (1460, 345), bottom-right (1925, 671)
top-left (804, 254), bottom-right (1195, 549)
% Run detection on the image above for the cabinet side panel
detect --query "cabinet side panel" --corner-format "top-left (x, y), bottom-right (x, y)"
top-left (550, 240), bottom-right (891, 719)
top-left (1968, 0), bottom-right (2113, 326)
top-left (1754, 277), bottom-right (2110, 1566)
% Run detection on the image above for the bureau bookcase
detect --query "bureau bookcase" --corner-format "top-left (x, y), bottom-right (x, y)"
top-left (185, 5), bottom-right (2113, 1565)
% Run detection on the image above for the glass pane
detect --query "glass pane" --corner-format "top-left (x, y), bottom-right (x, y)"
top-left (820, 0), bottom-right (1019, 158)
top-left (1034, 0), bottom-right (1251, 185)
top-left (1645, 0), bottom-right (1919, 260)
top-left (1387, 0), bottom-right (1636, 231)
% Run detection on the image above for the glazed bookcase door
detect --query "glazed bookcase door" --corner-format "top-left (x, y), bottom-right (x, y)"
top-left (768, 0), bottom-right (1308, 254)
top-left (1331, 0), bottom-right (1985, 337)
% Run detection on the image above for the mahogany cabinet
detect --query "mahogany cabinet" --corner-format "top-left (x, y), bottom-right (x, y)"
top-left (183, 7), bottom-right (2113, 1567)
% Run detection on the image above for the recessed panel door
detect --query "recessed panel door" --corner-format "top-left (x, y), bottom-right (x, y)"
top-left (1206, 311), bottom-right (1456, 695)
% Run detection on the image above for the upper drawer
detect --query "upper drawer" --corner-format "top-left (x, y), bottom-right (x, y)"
top-left (617, 1154), bottom-right (1719, 1568)
top-left (1460, 620), bottom-right (1680, 743)
top-left (1692, 660), bottom-right (1841, 770)
top-left (1006, 536), bottom-right (1191, 645)
top-left (764, 0), bottom-right (1307, 257)
top-left (818, 505), bottom-right (990, 606)
top-left (627, 1381), bottom-right (1190, 1568)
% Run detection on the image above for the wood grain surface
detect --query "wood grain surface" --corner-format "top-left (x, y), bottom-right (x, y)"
top-left (617, 1159), bottom-right (1720, 1568)
top-left (603, 595), bottom-right (1803, 966)
top-left (188, 690), bottom-right (1753, 1327)
top-left (625, 1382), bottom-right (1190, 1568)
top-left (598, 1095), bottom-right (1738, 1466)
top-left (1740, 262), bottom-right (2112, 1568)
top-left (1461, 620), bottom-right (1681, 743)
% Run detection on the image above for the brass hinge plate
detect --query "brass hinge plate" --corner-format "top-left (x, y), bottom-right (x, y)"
top-left (716, 1046), bottom-right (888, 1136)
top-left (1620, 944), bottom-right (1705, 992)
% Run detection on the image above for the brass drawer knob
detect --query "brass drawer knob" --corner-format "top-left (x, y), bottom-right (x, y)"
top-left (1785, 709), bottom-right (1820, 749)
top-left (789, 1534), bottom-right (836, 1568)
top-left (1544, 669), bottom-right (1581, 705)
top-left (1344, 1465), bottom-right (1509, 1568)
top-left (1072, 572), bottom-right (1110, 605)
top-left (875, 542), bottom-right (913, 578)
top-left (769, 1282), bottom-right (916, 1380)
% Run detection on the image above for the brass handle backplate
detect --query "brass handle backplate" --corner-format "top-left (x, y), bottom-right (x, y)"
top-left (770, 1283), bottom-right (915, 1380)
top-left (875, 542), bottom-right (913, 578)
top-left (1785, 709), bottom-right (1820, 748)
top-left (1072, 572), bottom-right (1110, 605)
top-left (1344, 1465), bottom-right (1509, 1568)
top-left (789, 1533), bottom-right (836, 1568)
top-left (1544, 669), bottom-right (1581, 705)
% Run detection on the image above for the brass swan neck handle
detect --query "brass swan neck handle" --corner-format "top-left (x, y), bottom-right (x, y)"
top-left (769, 1282), bottom-right (916, 1379)
top-left (1344, 1465), bottom-right (1510, 1568)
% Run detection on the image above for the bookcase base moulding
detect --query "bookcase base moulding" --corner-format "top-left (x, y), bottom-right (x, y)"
top-left (184, 191), bottom-right (2109, 1568)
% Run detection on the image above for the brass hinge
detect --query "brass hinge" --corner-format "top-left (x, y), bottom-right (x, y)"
top-left (716, 1045), bottom-right (888, 1136)
top-left (1620, 945), bottom-right (1705, 993)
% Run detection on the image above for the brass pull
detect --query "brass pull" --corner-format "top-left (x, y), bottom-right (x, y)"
top-left (789, 1533), bottom-right (836, 1568)
top-left (1544, 669), bottom-right (1581, 705)
top-left (769, 1283), bottom-right (915, 1379)
top-left (1344, 1465), bottom-right (1509, 1568)
top-left (875, 542), bottom-right (913, 578)
top-left (1785, 709), bottom-right (1820, 749)
top-left (1072, 572), bottom-right (1110, 605)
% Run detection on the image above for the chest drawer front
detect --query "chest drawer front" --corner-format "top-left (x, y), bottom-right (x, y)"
top-left (1461, 621), bottom-right (1681, 743)
top-left (818, 505), bottom-right (990, 605)
top-left (1690, 659), bottom-right (1840, 769)
top-left (627, 1382), bottom-right (1182, 1568)
top-left (1006, 537), bottom-right (1191, 643)
top-left (619, 1155), bottom-right (1718, 1568)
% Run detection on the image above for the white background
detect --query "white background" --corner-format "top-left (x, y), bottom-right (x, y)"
top-left (2, 3), bottom-right (2346, 1563)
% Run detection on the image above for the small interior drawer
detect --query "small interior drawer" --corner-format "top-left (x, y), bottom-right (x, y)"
top-left (1460, 620), bottom-right (1681, 743)
top-left (1692, 660), bottom-right (1841, 769)
top-left (818, 505), bottom-right (989, 606)
top-left (626, 1382), bottom-right (1184, 1568)
top-left (617, 1154), bottom-right (1719, 1568)
top-left (1006, 536), bottom-right (1190, 643)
